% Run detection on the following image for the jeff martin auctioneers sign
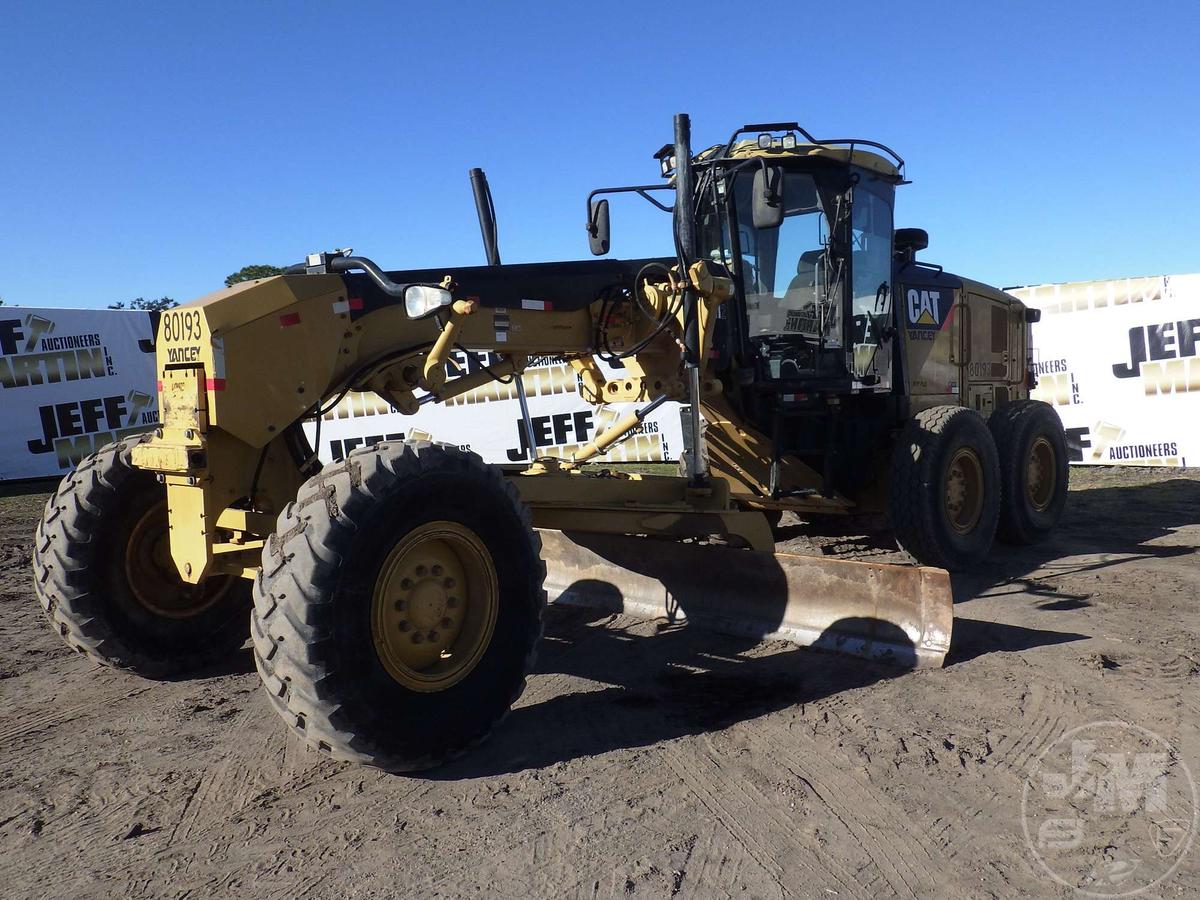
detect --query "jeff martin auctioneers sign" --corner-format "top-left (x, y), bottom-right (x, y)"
top-left (1012, 273), bottom-right (1200, 467)
top-left (3, 273), bottom-right (1199, 481)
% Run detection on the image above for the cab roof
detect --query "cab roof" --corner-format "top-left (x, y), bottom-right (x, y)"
top-left (699, 139), bottom-right (902, 181)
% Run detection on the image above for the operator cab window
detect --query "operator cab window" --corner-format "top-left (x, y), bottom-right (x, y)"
top-left (735, 170), bottom-right (841, 346)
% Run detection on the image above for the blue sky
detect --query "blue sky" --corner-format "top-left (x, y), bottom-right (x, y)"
top-left (1, 0), bottom-right (1197, 308)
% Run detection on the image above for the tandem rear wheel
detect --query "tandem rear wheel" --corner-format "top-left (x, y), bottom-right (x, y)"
top-left (251, 441), bottom-right (546, 772)
top-left (889, 406), bottom-right (1001, 570)
top-left (988, 399), bottom-right (1069, 544)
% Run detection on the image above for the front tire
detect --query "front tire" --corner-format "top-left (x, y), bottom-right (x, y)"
top-left (32, 436), bottom-right (252, 678)
top-left (251, 441), bottom-right (545, 772)
top-left (988, 400), bottom-right (1069, 544)
top-left (889, 406), bottom-right (1001, 570)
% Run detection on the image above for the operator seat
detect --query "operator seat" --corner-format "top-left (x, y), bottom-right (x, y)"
top-left (785, 249), bottom-right (824, 302)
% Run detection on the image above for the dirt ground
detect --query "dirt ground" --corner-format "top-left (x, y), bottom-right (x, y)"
top-left (1, 466), bottom-right (1198, 899)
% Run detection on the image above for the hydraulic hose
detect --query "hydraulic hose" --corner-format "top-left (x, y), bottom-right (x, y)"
top-left (282, 254), bottom-right (417, 298)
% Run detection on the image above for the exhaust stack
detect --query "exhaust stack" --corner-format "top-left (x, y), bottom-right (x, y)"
top-left (469, 167), bottom-right (501, 267)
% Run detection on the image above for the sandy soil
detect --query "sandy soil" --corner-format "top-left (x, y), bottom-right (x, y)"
top-left (1, 467), bottom-right (1198, 898)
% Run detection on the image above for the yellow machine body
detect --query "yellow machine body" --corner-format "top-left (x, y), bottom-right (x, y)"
top-left (129, 137), bottom-right (1039, 669)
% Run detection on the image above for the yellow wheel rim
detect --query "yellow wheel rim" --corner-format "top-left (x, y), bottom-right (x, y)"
top-left (944, 447), bottom-right (985, 535)
top-left (1027, 436), bottom-right (1056, 512)
top-left (124, 501), bottom-right (231, 618)
top-left (371, 521), bottom-right (499, 693)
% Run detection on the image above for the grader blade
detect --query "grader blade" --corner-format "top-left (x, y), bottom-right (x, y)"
top-left (538, 530), bottom-right (953, 668)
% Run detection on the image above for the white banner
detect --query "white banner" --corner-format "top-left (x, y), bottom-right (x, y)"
top-left (0, 308), bottom-right (159, 480)
top-left (303, 350), bottom-right (684, 465)
top-left (7, 273), bottom-right (1195, 482)
top-left (1012, 273), bottom-right (1200, 466)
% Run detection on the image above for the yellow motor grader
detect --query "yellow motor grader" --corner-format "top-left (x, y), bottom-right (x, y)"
top-left (32, 115), bottom-right (1067, 771)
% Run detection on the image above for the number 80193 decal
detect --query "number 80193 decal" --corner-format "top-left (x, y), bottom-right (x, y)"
top-left (161, 310), bottom-right (206, 364)
top-left (161, 309), bottom-right (204, 344)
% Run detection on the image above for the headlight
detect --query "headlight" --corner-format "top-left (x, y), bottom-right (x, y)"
top-left (404, 285), bottom-right (453, 319)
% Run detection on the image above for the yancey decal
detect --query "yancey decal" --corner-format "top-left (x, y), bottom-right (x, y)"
top-left (903, 286), bottom-right (951, 341)
top-left (0, 314), bottom-right (116, 389)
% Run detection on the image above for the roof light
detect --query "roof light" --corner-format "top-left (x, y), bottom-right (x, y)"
top-left (782, 133), bottom-right (797, 150)
top-left (757, 133), bottom-right (772, 149)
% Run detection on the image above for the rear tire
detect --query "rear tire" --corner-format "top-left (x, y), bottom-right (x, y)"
top-left (889, 406), bottom-right (1000, 570)
top-left (31, 436), bottom-right (252, 678)
top-left (988, 400), bottom-right (1069, 544)
top-left (252, 441), bottom-right (545, 772)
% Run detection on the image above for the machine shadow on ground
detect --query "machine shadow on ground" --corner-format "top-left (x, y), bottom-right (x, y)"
top-left (954, 478), bottom-right (1200, 604)
top-left (437, 478), bottom-right (1200, 778)
top-left (433, 607), bottom-right (1082, 779)
top-left (435, 606), bottom-right (900, 779)
top-left (778, 478), bottom-right (1199, 607)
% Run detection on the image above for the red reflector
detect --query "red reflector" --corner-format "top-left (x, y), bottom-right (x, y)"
top-left (348, 297), bottom-right (364, 310)
top-left (279, 312), bottom-right (301, 327)
top-left (156, 380), bottom-right (163, 392)
top-left (206, 378), bottom-right (226, 391)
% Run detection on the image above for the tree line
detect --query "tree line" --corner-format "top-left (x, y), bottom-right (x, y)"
top-left (107, 264), bottom-right (284, 310)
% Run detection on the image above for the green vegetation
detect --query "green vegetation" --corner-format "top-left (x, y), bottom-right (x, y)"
top-left (225, 264), bottom-right (282, 287)
top-left (108, 297), bottom-right (178, 311)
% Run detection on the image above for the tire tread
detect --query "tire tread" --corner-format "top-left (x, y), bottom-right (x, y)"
top-left (251, 441), bottom-right (545, 771)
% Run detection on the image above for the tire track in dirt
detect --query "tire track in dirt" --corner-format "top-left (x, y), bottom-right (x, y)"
top-left (986, 678), bottom-right (1082, 779)
top-left (549, 784), bottom-right (702, 899)
top-left (20, 695), bottom-right (355, 896)
top-left (1098, 652), bottom-right (1200, 795)
top-left (153, 751), bottom-right (350, 866)
top-left (165, 699), bottom-right (274, 857)
top-left (103, 773), bottom-right (432, 900)
top-left (693, 734), bottom-right (874, 897)
top-left (0, 769), bottom-right (164, 895)
top-left (658, 741), bottom-right (807, 900)
top-left (416, 767), bottom-right (682, 899)
top-left (686, 825), bottom-right (746, 899)
top-left (922, 678), bottom-right (1084, 868)
top-left (760, 722), bottom-right (941, 899)
top-left (802, 674), bottom-right (1085, 886)
top-left (0, 682), bottom-right (154, 752)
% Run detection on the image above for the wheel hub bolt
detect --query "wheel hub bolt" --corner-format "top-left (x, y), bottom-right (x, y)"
top-left (411, 633), bottom-right (423, 644)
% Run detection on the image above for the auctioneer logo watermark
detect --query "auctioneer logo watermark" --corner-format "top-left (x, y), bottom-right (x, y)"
top-left (0, 313), bottom-right (116, 389)
top-left (1023, 721), bottom-right (1197, 896)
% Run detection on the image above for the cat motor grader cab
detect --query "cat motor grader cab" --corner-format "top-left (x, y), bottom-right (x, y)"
top-left (33, 114), bottom-right (1067, 771)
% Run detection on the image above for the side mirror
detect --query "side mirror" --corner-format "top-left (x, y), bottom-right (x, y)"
top-left (588, 198), bottom-right (610, 255)
top-left (751, 165), bottom-right (784, 229)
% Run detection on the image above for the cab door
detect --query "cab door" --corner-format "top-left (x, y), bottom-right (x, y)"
top-left (849, 178), bottom-right (894, 390)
